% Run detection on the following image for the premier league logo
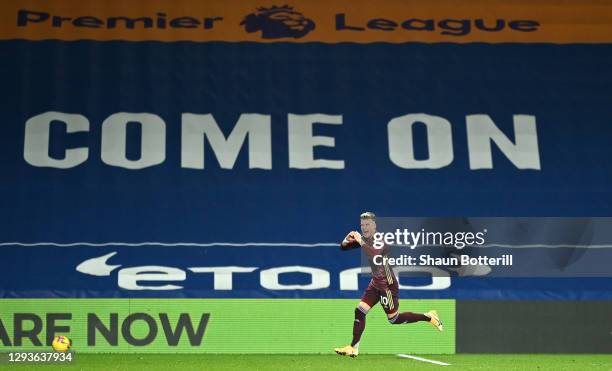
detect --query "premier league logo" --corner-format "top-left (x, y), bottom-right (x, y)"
top-left (241, 5), bottom-right (315, 39)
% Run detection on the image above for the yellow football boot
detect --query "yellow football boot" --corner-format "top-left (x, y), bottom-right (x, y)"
top-left (426, 310), bottom-right (443, 331)
top-left (334, 344), bottom-right (358, 358)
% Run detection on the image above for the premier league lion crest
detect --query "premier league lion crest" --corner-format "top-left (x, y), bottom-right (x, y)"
top-left (241, 5), bottom-right (315, 39)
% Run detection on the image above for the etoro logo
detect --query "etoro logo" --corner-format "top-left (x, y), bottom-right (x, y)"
top-left (241, 5), bottom-right (315, 39)
top-left (75, 252), bottom-right (454, 291)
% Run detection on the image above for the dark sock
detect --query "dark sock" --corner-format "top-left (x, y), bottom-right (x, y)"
top-left (390, 312), bottom-right (429, 324)
top-left (351, 307), bottom-right (367, 346)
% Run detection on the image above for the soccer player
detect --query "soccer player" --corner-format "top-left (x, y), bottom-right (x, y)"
top-left (334, 212), bottom-right (443, 358)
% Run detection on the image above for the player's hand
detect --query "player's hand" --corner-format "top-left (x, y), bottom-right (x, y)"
top-left (342, 231), bottom-right (361, 247)
top-left (349, 231), bottom-right (363, 245)
top-left (341, 232), bottom-right (355, 248)
top-left (345, 232), bottom-right (355, 242)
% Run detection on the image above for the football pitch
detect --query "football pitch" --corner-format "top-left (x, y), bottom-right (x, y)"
top-left (2, 354), bottom-right (611, 370)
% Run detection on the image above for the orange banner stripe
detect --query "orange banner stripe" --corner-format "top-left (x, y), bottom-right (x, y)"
top-left (1, 0), bottom-right (612, 43)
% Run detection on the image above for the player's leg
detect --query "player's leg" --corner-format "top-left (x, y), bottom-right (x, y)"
top-left (380, 287), bottom-right (426, 323)
top-left (387, 309), bottom-right (430, 324)
top-left (334, 300), bottom-right (373, 357)
top-left (335, 283), bottom-right (378, 357)
top-left (351, 301), bottom-right (371, 349)
top-left (382, 286), bottom-right (443, 330)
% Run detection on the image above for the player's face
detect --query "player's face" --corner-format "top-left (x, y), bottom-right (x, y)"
top-left (360, 219), bottom-right (376, 238)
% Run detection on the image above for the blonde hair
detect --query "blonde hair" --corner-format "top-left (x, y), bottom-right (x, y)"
top-left (360, 212), bottom-right (376, 221)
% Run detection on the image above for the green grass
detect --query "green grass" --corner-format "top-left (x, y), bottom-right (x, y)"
top-left (2, 354), bottom-right (612, 371)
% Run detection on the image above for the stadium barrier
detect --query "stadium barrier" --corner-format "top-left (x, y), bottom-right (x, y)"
top-left (0, 299), bottom-right (455, 354)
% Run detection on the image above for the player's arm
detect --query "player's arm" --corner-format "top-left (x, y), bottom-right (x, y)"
top-left (340, 231), bottom-right (362, 250)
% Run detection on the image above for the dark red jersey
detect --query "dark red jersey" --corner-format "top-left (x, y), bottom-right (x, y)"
top-left (340, 235), bottom-right (397, 289)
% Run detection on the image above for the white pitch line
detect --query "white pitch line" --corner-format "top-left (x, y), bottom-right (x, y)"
top-left (397, 354), bottom-right (451, 366)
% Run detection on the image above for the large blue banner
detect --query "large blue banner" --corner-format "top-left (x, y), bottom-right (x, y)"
top-left (2, 41), bottom-right (612, 299)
